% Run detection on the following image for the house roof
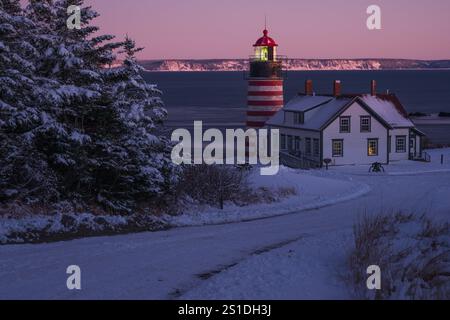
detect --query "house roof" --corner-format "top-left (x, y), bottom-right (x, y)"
top-left (283, 96), bottom-right (333, 112)
top-left (359, 94), bottom-right (415, 128)
top-left (267, 97), bottom-right (352, 131)
top-left (267, 92), bottom-right (415, 131)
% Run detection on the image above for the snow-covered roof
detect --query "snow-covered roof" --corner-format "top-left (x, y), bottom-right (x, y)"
top-left (267, 97), bottom-right (351, 130)
top-left (267, 92), bottom-right (415, 131)
top-left (283, 96), bottom-right (333, 112)
top-left (360, 95), bottom-right (414, 128)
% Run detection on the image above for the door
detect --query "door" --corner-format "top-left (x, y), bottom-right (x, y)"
top-left (410, 136), bottom-right (416, 159)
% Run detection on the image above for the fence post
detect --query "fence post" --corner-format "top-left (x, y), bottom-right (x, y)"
top-left (441, 154), bottom-right (444, 165)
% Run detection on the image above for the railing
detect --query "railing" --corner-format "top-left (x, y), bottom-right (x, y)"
top-left (244, 55), bottom-right (289, 80)
top-left (280, 151), bottom-right (321, 170)
top-left (411, 151), bottom-right (431, 162)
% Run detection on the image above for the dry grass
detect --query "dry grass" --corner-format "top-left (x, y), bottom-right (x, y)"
top-left (347, 212), bottom-right (450, 300)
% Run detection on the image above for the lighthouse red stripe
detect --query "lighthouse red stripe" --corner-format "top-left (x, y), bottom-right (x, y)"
top-left (248, 100), bottom-right (284, 106)
top-left (248, 80), bottom-right (283, 86)
top-left (246, 111), bottom-right (278, 117)
top-left (248, 91), bottom-right (283, 96)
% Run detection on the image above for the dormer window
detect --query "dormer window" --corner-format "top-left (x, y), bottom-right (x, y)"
top-left (294, 112), bottom-right (304, 125)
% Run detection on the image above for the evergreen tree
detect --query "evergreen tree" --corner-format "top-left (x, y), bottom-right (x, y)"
top-left (97, 36), bottom-right (179, 211)
top-left (1, 0), bottom-right (179, 212)
top-left (0, 0), bottom-right (57, 203)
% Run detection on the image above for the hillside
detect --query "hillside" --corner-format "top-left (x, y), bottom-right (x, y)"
top-left (138, 59), bottom-right (450, 72)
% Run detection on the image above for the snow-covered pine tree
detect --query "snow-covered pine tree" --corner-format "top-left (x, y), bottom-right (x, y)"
top-left (98, 36), bottom-right (179, 211)
top-left (17, 0), bottom-right (178, 212)
top-left (0, 0), bottom-right (58, 204)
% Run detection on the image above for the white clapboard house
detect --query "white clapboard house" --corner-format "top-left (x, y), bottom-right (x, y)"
top-left (266, 80), bottom-right (426, 168)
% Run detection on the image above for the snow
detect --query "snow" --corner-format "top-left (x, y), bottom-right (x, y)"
top-left (267, 97), bottom-right (351, 131)
top-left (0, 149), bottom-right (449, 299)
top-left (322, 148), bottom-right (450, 176)
top-left (361, 95), bottom-right (414, 128)
top-left (169, 166), bottom-right (370, 226)
top-left (182, 230), bottom-right (352, 300)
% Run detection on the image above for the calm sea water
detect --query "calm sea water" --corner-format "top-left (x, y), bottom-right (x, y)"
top-left (143, 70), bottom-right (450, 144)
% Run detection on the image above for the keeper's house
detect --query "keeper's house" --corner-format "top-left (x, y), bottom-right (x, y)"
top-left (266, 80), bottom-right (426, 167)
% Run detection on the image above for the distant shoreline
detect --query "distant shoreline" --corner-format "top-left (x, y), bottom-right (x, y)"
top-left (142, 68), bottom-right (450, 73)
top-left (138, 58), bottom-right (450, 72)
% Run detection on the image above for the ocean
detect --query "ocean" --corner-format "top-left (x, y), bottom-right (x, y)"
top-left (143, 70), bottom-right (450, 144)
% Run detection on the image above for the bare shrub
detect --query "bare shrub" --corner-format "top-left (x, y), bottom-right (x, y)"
top-left (176, 165), bottom-right (297, 210)
top-left (177, 164), bottom-right (251, 209)
top-left (347, 212), bottom-right (450, 300)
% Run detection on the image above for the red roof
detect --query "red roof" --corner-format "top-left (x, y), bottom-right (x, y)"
top-left (253, 29), bottom-right (278, 47)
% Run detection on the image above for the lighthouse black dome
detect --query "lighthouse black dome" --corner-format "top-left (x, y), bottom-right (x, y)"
top-left (253, 29), bottom-right (278, 47)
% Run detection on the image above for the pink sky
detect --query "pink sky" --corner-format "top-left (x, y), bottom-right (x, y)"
top-left (86, 0), bottom-right (450, 60)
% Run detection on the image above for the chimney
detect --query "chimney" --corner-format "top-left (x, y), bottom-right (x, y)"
top-left (371, 80), bottom-right (377, 96)
top-left (333, 80), bottom-right (341, 97)
top-left (305, 80), bottom-right (313, 96)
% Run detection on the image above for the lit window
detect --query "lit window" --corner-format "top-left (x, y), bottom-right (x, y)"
top-left (396, 136), bottom-right (406, 153)
top-left (332, 140), bottom-right (344, 157)
top-left (368, 139), bottom-right (378, 156)
top-left (361, 116), bottom-right (371, 132)
top-left (340, 117), bottom-right (351, 133)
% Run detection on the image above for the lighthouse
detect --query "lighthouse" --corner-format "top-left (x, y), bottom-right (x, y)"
top-left (246, 28), bottom-right (284, 128)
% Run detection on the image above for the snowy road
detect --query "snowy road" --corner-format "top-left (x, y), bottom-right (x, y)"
top-left (1, 172), bottom-right (449, 299)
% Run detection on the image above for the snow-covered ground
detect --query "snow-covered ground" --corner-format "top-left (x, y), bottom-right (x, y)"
top-left (0, 149), bottom-right (449, 299)
top-left (170, 166), bottom-right (370, 226)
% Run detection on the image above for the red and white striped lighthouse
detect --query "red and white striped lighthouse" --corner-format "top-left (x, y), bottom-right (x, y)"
top-left (246, 29), bottom-right (284, 128)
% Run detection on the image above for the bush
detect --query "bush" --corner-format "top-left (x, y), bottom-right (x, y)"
top-left (177, 164), bottom-right (251, 209)
top-left (346, 212), bottom-right (450, 300)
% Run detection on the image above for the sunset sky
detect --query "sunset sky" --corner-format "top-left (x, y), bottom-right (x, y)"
top-left (85, 0), bottom-right (450, 60)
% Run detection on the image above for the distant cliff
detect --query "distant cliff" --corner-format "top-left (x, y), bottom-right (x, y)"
top-left (138, 59), bottom-right (450, 72)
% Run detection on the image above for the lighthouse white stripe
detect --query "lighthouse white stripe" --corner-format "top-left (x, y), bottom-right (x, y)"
top-left (247, 95), bottom-right (284, 101)
top-left (248, 86), bottom-right (283, 92)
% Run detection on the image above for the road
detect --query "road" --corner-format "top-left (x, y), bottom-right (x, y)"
top-left (0, 172), bottom-right (449, 299)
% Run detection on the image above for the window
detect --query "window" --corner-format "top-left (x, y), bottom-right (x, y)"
top-left (294, 137), bottom-right (301, 152)
top-left (332, 140), bottom-right (344, 157)
top-left (368, 139), bottom-right (378, 156)
top-left (305, 138), bottom-right (312, 155)
top-left (313, 139), bottom-right (320, 157)
top-left (294, 112), bottom-right (304, 125)
top-left (280, 134), bottom-right (286, 150)
top-left (360, 116), bottom-right (371, 132)
top-left (396, 136), bottom-right (407, 153)
top-left (287, 135), bottom-right (293, 151)
top-left (340, 116), bottom-right (351, 133)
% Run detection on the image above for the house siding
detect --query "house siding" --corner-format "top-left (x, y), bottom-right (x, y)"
top-left (322, 102), bottom-right (388, 165)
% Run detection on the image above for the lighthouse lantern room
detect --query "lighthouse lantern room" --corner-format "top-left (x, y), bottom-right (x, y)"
top-left (247, 28), bottom-right (284, 128)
